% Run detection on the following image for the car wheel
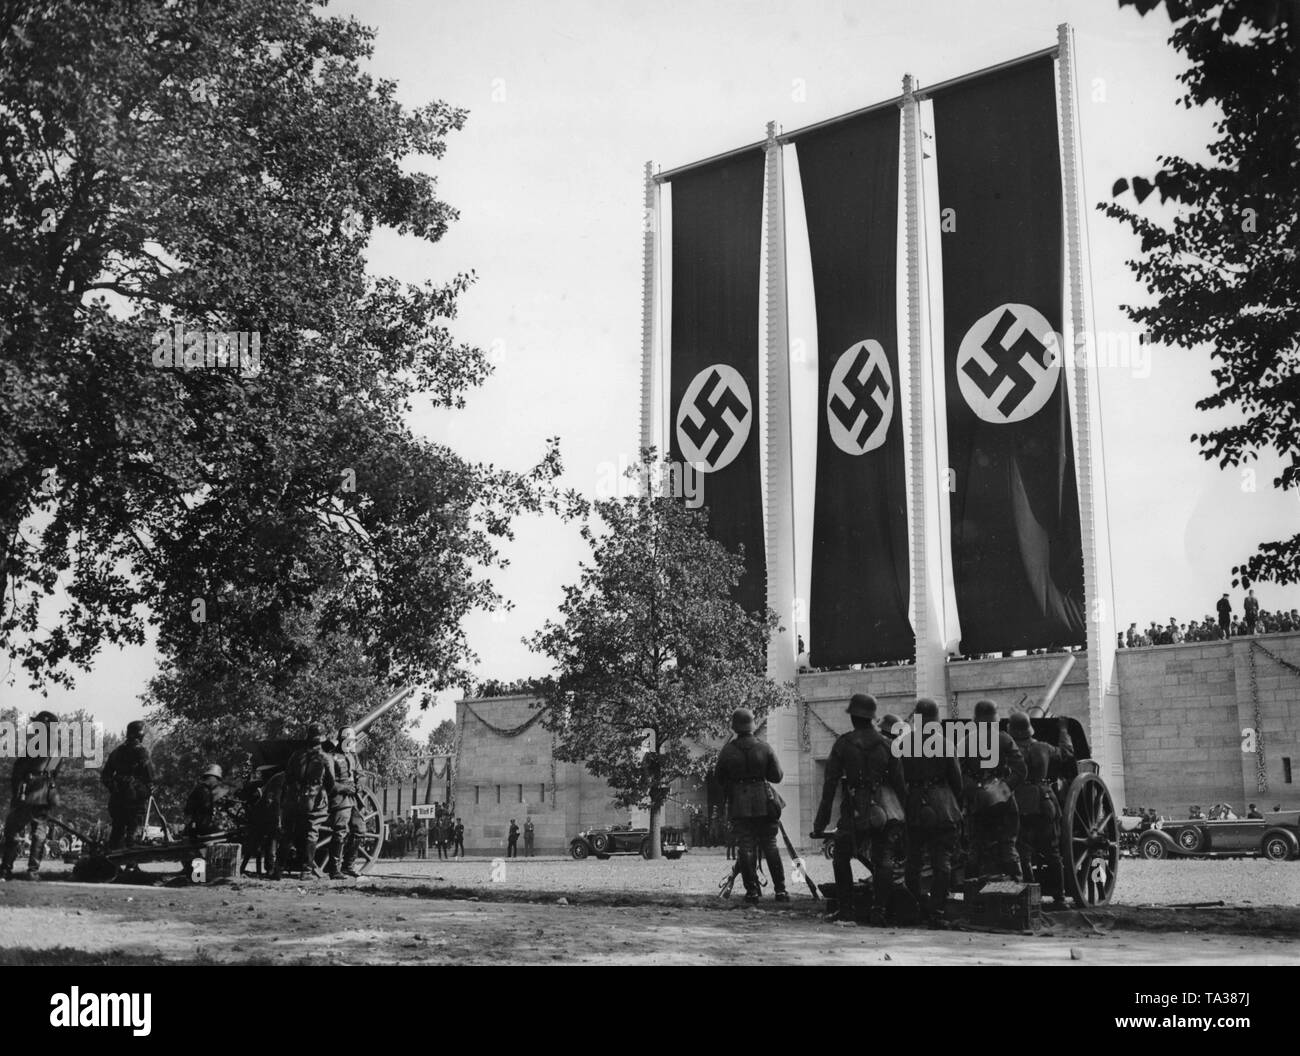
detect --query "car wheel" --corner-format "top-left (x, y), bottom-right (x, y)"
top-left (570, 841), bottom-right (589, 861)
top-left (595, 854), bottom-right (611, 860)
top-left (640, 837), bottom-right (652, 859)
top-left (1262, 834), bottom-right (1294, 861)
top-left (1139, 835), bottom-right (1166, 860)
top-left (1176, 826), bottom-right (1204, 853)
top-left (590, 832), bottom-right (610, 854)
top-left (822, 838), bottom-right (835, 860)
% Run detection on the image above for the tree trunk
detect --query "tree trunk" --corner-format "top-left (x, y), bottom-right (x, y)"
top-left (647, 799), bottom-right (662, 859)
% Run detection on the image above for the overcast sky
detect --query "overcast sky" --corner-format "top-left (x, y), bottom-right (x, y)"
top-left (5, 0), bottom-right (1297, 736)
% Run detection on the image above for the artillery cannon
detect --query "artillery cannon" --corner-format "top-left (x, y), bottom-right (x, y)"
top-left (69, 685), bottom-right (417, 883)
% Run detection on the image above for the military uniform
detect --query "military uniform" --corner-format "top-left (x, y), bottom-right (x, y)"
top-left (902, 702), bottom-right (964, 924)
top-left (1010, 714), bottom-right (1073, 905)
top-left (285, 727), bottom-right (335, 877)
top-left (961, 705), bottom-right (1027, 881)
top-left (714, 708), bottom-right (786, 903)
top-left (813, 695), bottom-right (907, 924)
top-left (2, 715), bottom-right (63, 879)
top-left (326, 734), bottom-right (365, 878)
top-left (101, 722), bottom-right (154, 850)
top-left (183, 766), bottom-right (226, 854)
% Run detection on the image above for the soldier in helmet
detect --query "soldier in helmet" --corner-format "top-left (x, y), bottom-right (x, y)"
top-left (961, 699), bottom-right (1026, 881)
top-left (1008, 712), bottom-right (1073, 909)
top-left (902, 698), bottom-right (964, 928)
top-left (326, 726), bottom-right (365, 879)
top-left (713, 707), bottom-right (787, 904)
top-left (184, 764), bottom-right (227, 844)
top-left (2, 711), bottom-right (63, 881)
top-left (100, 719), bottom-right (154, 850)
top-left (284, 723), bottom-right (335, 878)
top-left (813, 694), bottom-right (907, 925)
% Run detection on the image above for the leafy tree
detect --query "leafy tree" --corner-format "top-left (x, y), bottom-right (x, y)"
top-left (1102, 0), bottom-right (1299, 585)
top-left (529, 453), bottom-right (798, 858)
top-left (142, 607), bottom-right (422, 789)
top-left (0, 0), bottom-right (577, 697)
top-left (427, 718), bottom-right (456, 752)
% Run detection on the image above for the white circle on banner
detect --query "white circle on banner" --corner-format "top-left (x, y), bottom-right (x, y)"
top-left (956, 303), bottom-right (1062, 424)
top-left (675, 364), bottom-right (752, 473)
top-left (826, 340), bottom-right (894, 455)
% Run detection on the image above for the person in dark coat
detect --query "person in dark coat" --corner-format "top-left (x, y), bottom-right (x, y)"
top-left (1216, 593), bottom-right (1232, 638)
top-left (814, 694), bottom-right (907, 925)
top-left (453, 817), bottom-right (466, 857)
top-left (902, 698), bottom-right (963, 928)
top-left (1, 712), bottom-right (63, 881)
top-left (961, 699), bottom-right (1027, 881)
top-left (714, 707), bottom-right (787, 904)
top-left (506, 819), bottom-right (520, 858)
top-left (1008, 712), bottom-right (1072, 909)
top-left (326, 726), bottom-right (365, 878)
top-left (101, 719), bottom-right (154, 850)
top-left (284, 723), bottom-right (335, 878)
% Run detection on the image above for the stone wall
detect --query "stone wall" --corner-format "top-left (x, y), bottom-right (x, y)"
top-left (1118, 632), bottom-right (1300, 815)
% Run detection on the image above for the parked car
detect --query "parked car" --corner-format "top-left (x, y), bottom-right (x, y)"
top-left (569, 823), bottom-right (688, 860)
top-left (1138, 810), bottom-right (1300, 861)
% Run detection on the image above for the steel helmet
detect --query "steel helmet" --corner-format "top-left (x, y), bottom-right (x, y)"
top-left (846, 693), bottom-right (877, 718)
top-left (202, 763), bottom-right (223, 780)
top-left (730, 708), bottom-right (755, 734)
top-left (126, 720), bottom-right (147, 741)
top-left (305, 722), bottom-right (325, 745)
top-left (1008, 712), bottom-right (1033, 740)
top-left (913, 698), bottom-right (940, 722)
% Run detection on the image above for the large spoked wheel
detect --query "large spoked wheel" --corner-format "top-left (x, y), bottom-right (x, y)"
top-left (352, 788), bottom-right (384, 873)
top-left (571, 841), bottom-right (590, 860)
top-left (1061, 772), bottom-right (1119, 907)
top-left (1177, 826), bottom-right (1204, 853)
top-left (590, 832), bottom-right (610, 855)
top-left (313, 788), bottom-right (384, 874)
top-left (640, 837), bottom-right (652, 859)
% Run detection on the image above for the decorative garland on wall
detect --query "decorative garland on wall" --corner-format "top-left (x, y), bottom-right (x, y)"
top-left (1253, 639), bottom-right (1300, 678)
top-left (461, 700), bottom-right (550, 737)
top-left (804, 704), bottom-right (844, 739)
top-left (1245, 639), bottom-right (1300, 795)
top-left (1247, 644), bottom-right (1268, 794)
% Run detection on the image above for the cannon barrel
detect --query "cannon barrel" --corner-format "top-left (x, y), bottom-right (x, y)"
top-left (1036, 654), bottom-right (1075, 718)
top-left (352, 684), bottom-right (418, 736)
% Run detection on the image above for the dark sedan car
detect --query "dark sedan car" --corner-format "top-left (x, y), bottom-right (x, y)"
top-left (1138, 810), bottom-right (1300, 861)
top-left (569, 823), bottom-right (688, 860)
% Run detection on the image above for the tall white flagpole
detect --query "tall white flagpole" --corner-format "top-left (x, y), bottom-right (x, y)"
top-left (639, 160), bottom-right (660, 477)
top-left (902, 75), bottom-right (948, 705)
top-left (762, 121), bottom-right (802, 846)
top-left (1058, 23), bottom-right (1123, 806)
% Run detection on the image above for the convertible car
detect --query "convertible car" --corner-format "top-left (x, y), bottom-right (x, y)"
top-left (569, 823), bottom-right (688, 860)
top-left (1137, 810), bottom-right (1300, 861)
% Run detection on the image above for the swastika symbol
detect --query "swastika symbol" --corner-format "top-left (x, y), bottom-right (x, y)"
top-left (955, 304), bottom-right (1061, 425)
top-left (829, 346), bottom-right (891, 448)
top-left (826, 340), bottom-right (894, 455)
top-left (675, 364), bottom-right (752, 473)
top-left (681, 369), bottom-right (747, 467)
top-left (962, 308), bottom-right (1046, 417)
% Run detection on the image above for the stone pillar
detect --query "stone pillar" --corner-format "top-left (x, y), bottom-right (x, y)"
top-left (762, 121), bottom-right (803, 848)
top-left (902, 75), bottom-right (948, 705)
top-left (1058, 23), bottom-right (1123, 807)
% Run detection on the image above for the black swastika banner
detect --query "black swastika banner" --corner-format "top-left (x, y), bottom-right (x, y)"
top-left (796, 107), bottom-right (913, 665)
top-left (667, 149), bottom-right (766, 614)
top-left (933, 56), bottom-right (1086, 653)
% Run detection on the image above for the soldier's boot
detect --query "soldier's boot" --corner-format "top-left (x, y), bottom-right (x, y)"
top-left (341, 832), bottom-right (361, 877)
top-left (303, 837), bottom-right (323, 878)
top-left (1044, 855), bottom-right (1067, 909)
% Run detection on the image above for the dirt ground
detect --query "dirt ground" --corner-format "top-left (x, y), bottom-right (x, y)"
top-left (1, 853), bottom-right (1297, 965)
